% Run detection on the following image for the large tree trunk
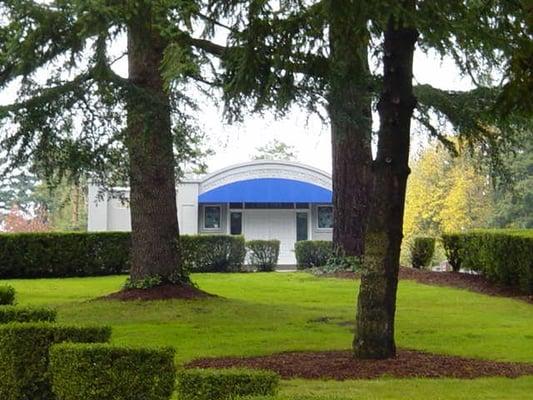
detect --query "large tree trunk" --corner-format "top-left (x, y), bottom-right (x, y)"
top-left (353, 3), bottom-right (418, 359)
top-left (126, 4), bottom-right (187, 285)
top-left (328, 2), bottom-right (373, 258)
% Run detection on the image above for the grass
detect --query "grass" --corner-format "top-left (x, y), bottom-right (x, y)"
top-left (2, 272), bottom-right (532, 398)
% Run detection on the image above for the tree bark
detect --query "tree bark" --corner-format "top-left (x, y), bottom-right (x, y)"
top-left (328, 2), bottom-right (373, 258)
top-left (126, 3), bottom-right (186, 284)
top-left (354, 3), bottom-right (418, 359)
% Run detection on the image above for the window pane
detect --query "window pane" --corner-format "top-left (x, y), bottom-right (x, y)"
top-left (204, 206), bottom-right (221, 229)
top-left (317, 206), bottom-right (333, 229)
top-left (230, 212), bottom-right (242, 235)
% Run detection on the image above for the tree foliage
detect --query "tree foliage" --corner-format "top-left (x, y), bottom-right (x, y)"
top-left (252, 139), bottom-right (297, 160)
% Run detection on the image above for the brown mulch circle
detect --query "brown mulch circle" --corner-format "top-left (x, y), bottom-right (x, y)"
top-left (102, 284), bottom-right (215, 301)
top-left (327, 267), bottom-right (533, 304)
top-left (186, 349), bottom-right (533, 380)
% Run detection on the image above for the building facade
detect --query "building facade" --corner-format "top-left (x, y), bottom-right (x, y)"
top-left (88, 160), bottom-right (333, 264)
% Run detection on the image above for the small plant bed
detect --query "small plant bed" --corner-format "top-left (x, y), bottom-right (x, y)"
top-left (102, 283), bottom-right (215, 301)
top-left (186, 349), bottom-right (533, 380)
top-left (326, 267), bottom-right (533, 303)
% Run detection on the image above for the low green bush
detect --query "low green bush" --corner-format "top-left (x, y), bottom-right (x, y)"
top-left (0, 323), bottom-right (111, 400)
top-left (0, 232), bottom-right (131, 278)
top-left (0, 306), bottom-right (56, 324)
top-left (441, 229), bottom-right (533, 294)
top-left (176, 368), bottom-right (279, 400)
top-left (409, 237), bottom-right (436, 269)
top-left (247, 240), bottom-right (280, 271)
top-left (0, 285), bottom-right (16, 305)
top-left (49, 343), bottom-right (175, 400)
top-left (181, 235), bottom-right (246, 272)
top-left (294, 241), bottom-right (333, 269)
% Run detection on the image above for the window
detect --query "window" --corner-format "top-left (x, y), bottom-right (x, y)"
top-left (296, 212), bottom-right (308, 241)
top-left (317, 206), bottom-right (333, 229)
top-left (204, 206), bottom-right (221, 229)
top-left (230, 212), bottom-right (242, 235)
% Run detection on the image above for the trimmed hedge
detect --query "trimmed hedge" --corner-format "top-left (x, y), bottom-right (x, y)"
top-left (0, 285), bottom-right (16, 305)
top-left (0, 323), bottom-right (111, 400)
top-left (176, 368), bottom-right (279, 400)
top-left (0, 306), bottom-right (57, 324)
top-left (0, 232), bottom-right (130, 278)
top-left (181, 235), bottom-right (246, 272)
top-left (294, 241), bottom-right (333, 269)
top-left (50, 343), bottom-right (176, 400)
top-left (0, 232), bottom-right (247, 278)
top-left (442, 229), bottom-right (533, 294)
top-left (409, 237), bottom-right (435, 269)
top-left (247, 240), bottom-right (280, 271)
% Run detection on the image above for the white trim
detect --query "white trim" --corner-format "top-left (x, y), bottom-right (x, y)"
top-left (203, 204), bottom-right (222, 231)
top-left (316, 205), bottom-right (334, 231)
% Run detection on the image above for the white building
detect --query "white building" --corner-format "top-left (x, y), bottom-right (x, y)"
top-left (88, 160), bottom-right (333, 264)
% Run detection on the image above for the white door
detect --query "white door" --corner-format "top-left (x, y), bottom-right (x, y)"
top-left (243, 209), bottom-right (297, 265)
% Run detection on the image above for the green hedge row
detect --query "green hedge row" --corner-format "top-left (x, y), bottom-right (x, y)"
top-left (50, 343), bottom-right (176, 400)
top-left (0, 232), bottom-right (247, 278)
top-left (0, 232), bottom-right (131, 278)
top-left (294, 241), bottom-right (333, 269)
top-left (246, 240), bottom-right (280, 271)
top-left (177, 368), bottom-right (279, 400)
top-left (409, 237), bottom-right (436, 269)
top-left (0, 306), bottom-right (57, 324)
top-left (0, 323), bottom-right (111, 400)
top-left (442, 229), bottom-right (533, 294)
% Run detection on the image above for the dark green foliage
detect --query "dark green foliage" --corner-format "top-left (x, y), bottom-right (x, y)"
top-left (0, 306), bottom-right (56, 324)
top-left (246, 240), bottom-right (280, 271)
top-left (181, 235), bottom-right (246, 273)
top-left (176, 368), bottom-right (279, 400)
top-left (0, 323), bottom-right (111, 400)
top-left (441, 230), bottom-right (533, 294)
top-left (0, 232), bottom-right (131, 278)
top-left (49, 343), bottom-right (176, 400)
top-left (409, 237), bottom-right (436, 269)
top-left (0, 285), bottom-right (16, 305)
top-left (441, 234), bottom-right (463, 272)
top-left (294, 241), bottom-right (333, 270)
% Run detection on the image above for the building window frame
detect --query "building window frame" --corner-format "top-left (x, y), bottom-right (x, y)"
top-left (316, 205), bottom-right (333, 230)
top-left (203, 205), bottom-right (222, 230)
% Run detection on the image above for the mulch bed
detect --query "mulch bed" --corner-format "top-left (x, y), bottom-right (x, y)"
top-left (328, 267), bottom-right (533, 304)
top-left (103, 284), bottom-right (214, 301)
top-left (186, 349), bottom-right (533, 380)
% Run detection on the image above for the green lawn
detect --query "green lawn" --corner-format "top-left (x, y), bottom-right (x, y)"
top-left (2, 272), bottom-right (532, 398)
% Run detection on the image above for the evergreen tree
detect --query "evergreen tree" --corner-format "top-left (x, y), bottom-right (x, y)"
top-left (253, 139), bottom-right (297, 160)
top-left (0, 1), bottom-right (213, 288)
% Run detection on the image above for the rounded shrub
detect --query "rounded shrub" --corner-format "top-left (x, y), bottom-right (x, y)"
top-left (176, 368), bottom-right (279, 400)
top-left (0, 285), bottom-right (16, 305)
top-left (50, 343), bottom-right (176, 400)
top-left (246, 240), bottom-right (280, 271)
top-left (294, 241), bottom-right (333, 269)
top-left (409, 237), bottom-right (436, 269)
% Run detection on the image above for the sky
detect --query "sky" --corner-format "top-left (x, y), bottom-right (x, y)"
top-left (0, 34), bottom-right (474, 176)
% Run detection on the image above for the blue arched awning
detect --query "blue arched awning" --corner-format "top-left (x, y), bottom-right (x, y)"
top-left (198, 178), bottom-right (332, 203)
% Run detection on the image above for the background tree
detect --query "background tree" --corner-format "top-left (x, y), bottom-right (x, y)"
top-left (0, 0), bottom-right (211, 289)
top-left (252, 139), bottom-right (297, 161)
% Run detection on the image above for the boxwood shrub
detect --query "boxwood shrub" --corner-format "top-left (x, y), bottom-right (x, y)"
top-left (0, 232), bottom-right (131, 278)
top-left (176, 368), bottom-right (279, 400)
top-left (50, 343), bottom-right (176, 400)
top-left (409, 237), bottom-right (436, 269)
top-left (294, 241), bottom-right (333, 269)
top-left (0, 323), bottom-right (111, 400)
top-left (441, 229), bottom-right (533, 294)
top-left (0, 285), bottom-right (16, 305)
top-left (247, 240), bottom-right (280, 271)
top-left (0, 306), bottom-right (56, 324)
top-left (181, 235), bottom-right (246, 272)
